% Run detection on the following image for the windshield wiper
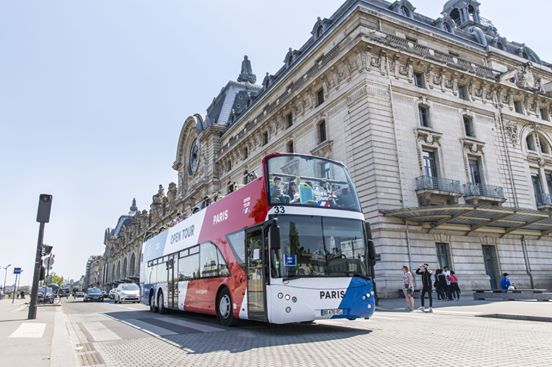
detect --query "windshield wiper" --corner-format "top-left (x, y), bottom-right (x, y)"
top-left (350, 272), bottom-right (371, 280)
top-left (282, 276), bottom-right (303, 282)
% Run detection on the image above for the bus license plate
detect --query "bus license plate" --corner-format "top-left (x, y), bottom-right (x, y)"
top-left (321, 308), bottom-right (343, 317)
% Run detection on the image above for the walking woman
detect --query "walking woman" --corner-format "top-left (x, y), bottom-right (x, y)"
top-left (402, 265), bottom-right (415, 311)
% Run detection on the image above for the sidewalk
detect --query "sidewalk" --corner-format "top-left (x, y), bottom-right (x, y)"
top-left (377, 295), bottom-right (552, 321)
top-left (0, 298), bottom-right (78, 367)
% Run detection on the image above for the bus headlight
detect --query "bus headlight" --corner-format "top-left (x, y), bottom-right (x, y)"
top-left (285, 307), bottom-right (291, 313)
top-left (292, 296), bottom-right (297, 303)
top-left (285, 294), bottom-right (291, 300)
top-left (278, 293), bottom-right (283, 299)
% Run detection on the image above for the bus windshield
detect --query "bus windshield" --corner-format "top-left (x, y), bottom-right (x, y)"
top-left (266, 155), bottom-right (360, 211)
top-left (271, 215), bottom-right (368, 279)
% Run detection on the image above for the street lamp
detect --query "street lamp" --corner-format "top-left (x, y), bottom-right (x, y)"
top-left (1, 264), bottom-right (11, 294)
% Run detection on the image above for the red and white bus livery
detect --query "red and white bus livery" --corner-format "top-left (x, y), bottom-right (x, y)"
top-left (140, 153), bottom-right (377, 325)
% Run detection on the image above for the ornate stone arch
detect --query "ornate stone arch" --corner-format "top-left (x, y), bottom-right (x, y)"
top-left (116, 261), bottom-right (121, 280)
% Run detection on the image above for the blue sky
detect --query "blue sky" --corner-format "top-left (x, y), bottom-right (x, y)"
top-left (1, 0), bottom-right (550, 286)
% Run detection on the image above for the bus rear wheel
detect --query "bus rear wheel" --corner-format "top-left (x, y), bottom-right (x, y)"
top-left (216, 288), bottom-right (237, 326)
top-left (149, 292), bottom-right (157, 313)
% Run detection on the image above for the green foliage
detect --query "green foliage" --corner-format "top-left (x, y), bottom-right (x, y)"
top-left (50, 273), bottom-right (64, 286)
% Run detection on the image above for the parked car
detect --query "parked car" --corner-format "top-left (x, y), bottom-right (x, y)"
top-left (114, 283), bottom-right (140, 303)
top-left (84, 288), bottom-right (104, 302)
top-left (37, 287), bottom-right (55, 304)
top-left (59, 288), bottom-right (70, 298)
top-left (74, 291), bottom-right (85, 298)
top-left (109, 288), bottom-right (117, 300)
top-left (102, 290), bottom-right (109, 298)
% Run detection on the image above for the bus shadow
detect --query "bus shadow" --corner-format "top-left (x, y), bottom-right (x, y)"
top-left (105, 309), bottom-right (372, 354)
top-left (170, 321), bottom-right (372, 355)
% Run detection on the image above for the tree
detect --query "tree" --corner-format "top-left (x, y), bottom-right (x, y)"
top-left (50, 273), bottom-right (64, 286)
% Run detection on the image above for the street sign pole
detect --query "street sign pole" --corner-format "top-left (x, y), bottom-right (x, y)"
top-left (28, 222), bottom-right (45, 319)
top-left (11, 273), bottom-right (18, 304)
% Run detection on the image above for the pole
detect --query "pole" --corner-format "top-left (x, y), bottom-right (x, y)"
top-left (28, 222), bottom-right (45, 320)
top-left (12, 274), bottom-right (18, 304)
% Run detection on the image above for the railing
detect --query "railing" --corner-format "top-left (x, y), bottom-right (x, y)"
top-left (415, 176), bottom-right (462, 194)
top-left (537, 193), bottom-right (552, 206)
top-left (463, 183), bottom-right (505, 200)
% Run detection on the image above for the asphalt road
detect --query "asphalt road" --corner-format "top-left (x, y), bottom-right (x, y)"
top-left (62, 298), bottom-right (552, 367)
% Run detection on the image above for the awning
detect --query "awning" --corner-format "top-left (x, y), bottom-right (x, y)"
top-left (383, 205), bottom-right (552, 238)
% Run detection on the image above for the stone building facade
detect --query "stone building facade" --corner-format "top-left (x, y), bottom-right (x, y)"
top-left (83, 255), bottom-right (103, 289)
top-left (97, 0), bottom-right (552, 296)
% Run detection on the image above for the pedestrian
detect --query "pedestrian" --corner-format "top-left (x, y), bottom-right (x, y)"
top-left (450, 270), bottom-right (461, 300)
top-left (402, 265), bottom-right (415, 311)
top-left (434, 269), bottom-right (444, 300)
top-left (500, 272), bottom-right (513, 291)
top-left (415, 264), bottom-right (433, 312)
top-left (442, 266), bottom-right (453, 301)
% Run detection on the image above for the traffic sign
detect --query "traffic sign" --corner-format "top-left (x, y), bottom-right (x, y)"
top-left (13, 267), bottom-right (21, 274)
top-left (43, 256), bottom-right (55, 267)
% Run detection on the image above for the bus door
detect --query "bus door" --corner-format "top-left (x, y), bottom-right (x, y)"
top-left (246, 226), bottom-right (267, 322)
top-left (167, 255), bottom-right (177, 309)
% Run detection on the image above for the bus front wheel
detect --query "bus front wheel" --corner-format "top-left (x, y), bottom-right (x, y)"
top-left (216, 287), bottom-right (237, 326)
top-left (157, 291), bottom-right (166, 314)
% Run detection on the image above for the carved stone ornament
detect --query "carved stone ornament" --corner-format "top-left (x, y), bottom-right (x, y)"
top-left (416, 128), bottom-right (442, 146)
top-left (504, 121), bottom-right (519, 147)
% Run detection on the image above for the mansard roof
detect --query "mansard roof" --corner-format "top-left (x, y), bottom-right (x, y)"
top-left (215, 0), bottom-right (549, 130)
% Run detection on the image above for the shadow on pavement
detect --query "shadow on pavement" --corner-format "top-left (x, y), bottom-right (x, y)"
top-left (105, 308), bottom-right (372, 354)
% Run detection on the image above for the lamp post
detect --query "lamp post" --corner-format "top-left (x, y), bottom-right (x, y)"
top-left (1, 264), bottom-right (11, 295)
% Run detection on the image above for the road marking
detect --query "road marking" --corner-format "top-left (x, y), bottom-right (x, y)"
top-left (126, 319), bottom-right (178, 337)
top-left (11, 304), bottom-right (28, 313)
top-left (83, 321), bottom-right (121, 342)
top-left (150, 316), bottom-right (225, 333)
top-left (9, 323), bottom-right (46, 338)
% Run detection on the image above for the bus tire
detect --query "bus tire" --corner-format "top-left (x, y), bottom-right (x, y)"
top-left (149, 292), bottom-right (157, 313)
top-left (216, 287), bottom-right (237, 326)
top-left (157, 291), bottom-right (166, 314)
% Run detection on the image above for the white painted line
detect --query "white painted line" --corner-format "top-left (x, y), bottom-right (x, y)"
top-left (152, 317), bottom-right (225, 333)
top-left (11, 304), bottom-right (28, 313)
top-left (125, 319), bottom-right (178, 337)
top-left (9, 323), bottom-right (46, 338)
top-left (82, 321), bottom-right (121, 342)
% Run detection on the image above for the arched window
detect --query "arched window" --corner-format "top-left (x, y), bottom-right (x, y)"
top-left (450, 9), bottom-right (461, 25)
top-left (116, 261), bottom-right (121, 279)
top-left (539, 136), bottom-right (551, 154)
top-left (130, 254), bottom-right (136, 277)
top-left (526, 132), bottom-right (551, 154)
top-left (444, 22), bottom-right (452, 33)
top-left (400, 6), bottom-right (410, 17)
top-left (123, 258), bottom-right (128, 278)
top-left (111, 264), bottom-right (116, 282)
top-left (468, 5), bottom-right (476, 22)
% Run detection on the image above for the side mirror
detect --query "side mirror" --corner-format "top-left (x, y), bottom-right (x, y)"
top-left (367, 239), bottom-right (377, 267)
top-left (365, 221), bottom-right (376, 266)
top-left (270, 220), bottom-right (281, 250)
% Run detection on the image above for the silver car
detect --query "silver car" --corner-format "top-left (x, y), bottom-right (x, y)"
top-left (114, 283), bottom-right (140, 303)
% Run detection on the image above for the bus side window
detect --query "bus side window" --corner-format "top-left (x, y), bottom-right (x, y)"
top-left (217, 248), bottom-right (230, 277)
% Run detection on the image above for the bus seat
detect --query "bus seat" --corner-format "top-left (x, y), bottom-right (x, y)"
top-left (299, 183), bottom-right (314, 203)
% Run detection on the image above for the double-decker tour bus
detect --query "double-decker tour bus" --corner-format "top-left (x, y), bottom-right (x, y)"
top-left (140, 153), bottom-right (377, 325)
